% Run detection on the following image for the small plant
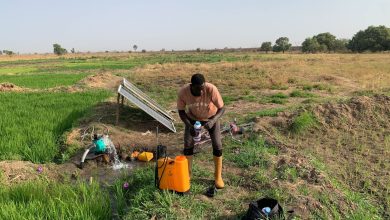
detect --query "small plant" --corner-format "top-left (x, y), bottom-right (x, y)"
top-left (289, 111), bottom-right (317, 134)
top-left (290, 90), bottom-right (316, 98)
top-left (303, 85), bottom-right (314, 91)
top-left (278, 165), bottom-right (298, 182)
top-left (225, 135), bottom-right (278, 168)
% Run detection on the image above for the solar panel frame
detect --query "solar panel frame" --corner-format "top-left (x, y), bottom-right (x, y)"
top-left (117, 79), bottom-right (176, 133)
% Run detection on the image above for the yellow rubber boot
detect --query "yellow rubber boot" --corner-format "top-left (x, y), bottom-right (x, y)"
top-left (213, 156), bottom-right (225, 189)
top-left (186, 155), bottom-right (193, 179)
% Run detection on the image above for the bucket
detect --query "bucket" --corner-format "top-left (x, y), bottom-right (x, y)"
top-left (243, 197), bottom-right (285, 220)
top-left (138, 152), bottom-right (154, 162)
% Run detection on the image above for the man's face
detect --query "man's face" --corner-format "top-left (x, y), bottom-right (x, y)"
top-left (190, 83), bottom-right (204, 96)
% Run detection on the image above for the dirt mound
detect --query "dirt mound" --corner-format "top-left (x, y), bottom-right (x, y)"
top-left (313, 94), bottom-right (390, 129)
top-left (254, 95), bottom-right (390, 133)
top-left (0, 83), bottom-right (24, 92)
top-left (80, 72), bottom-right (122, 91)
top-left (252, 95), bottom-right (390, 217)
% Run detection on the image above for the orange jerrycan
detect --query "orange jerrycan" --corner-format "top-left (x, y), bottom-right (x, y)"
top-left (173, 156), bottom-right (190, 193)
top-left (157, 157), bottom-right (175, 190)
top-left (156, 156), bottom-right (190, 193)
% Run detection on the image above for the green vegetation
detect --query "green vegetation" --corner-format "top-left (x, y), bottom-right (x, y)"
top-left (114, 165), bottom-right (218, 219)
top-left (0, 73), bottom-right (89, 88)
top-left (2, 50), bottom-right (14, 56)
top-left (0, 66), bottom-right (38, 74)
top-left (260, 41), bottom-right (272, 53)
top-left (273, 37), bottom-right (292, 53)
top-left (225, 136), bottom-right (278, 168)
top-left (0, 91), bottom-right (111, 163)
top-left (307, 154), bottom-right (383, 219)
top-left (53, 43), bottom-right (68, 55)
top-left (302, 32), bottom-right (348, 53)
top-left (290, 90), bottom-right (316, 98)
top-left (248, 107), bottom-right (286, 118)
top-left (261, 93), bottom-right (289, 104)
top-left (348, 25), bottom-right (390, 52)
top-left (0, 180), bottom-right (111, 220)
top-left (289, 111), bottom-right (317, 134)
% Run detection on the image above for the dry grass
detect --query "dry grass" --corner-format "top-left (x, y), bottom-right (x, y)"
top-left (126, 53), bottom-right (390, 97)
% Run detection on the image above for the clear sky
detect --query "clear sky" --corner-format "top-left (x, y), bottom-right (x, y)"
top-left (1, 0), bottom-right (389, 53)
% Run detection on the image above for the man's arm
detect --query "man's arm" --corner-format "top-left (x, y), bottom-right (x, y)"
top-left (179, 110), bottom-right (196, 136)
top-left (204, 107), bottom-right (225, 130)
top-left (178, 110), bottom-right (193, 128)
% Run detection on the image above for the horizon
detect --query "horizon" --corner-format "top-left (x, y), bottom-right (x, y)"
top-left (1, 0), bottom-right (390, 54)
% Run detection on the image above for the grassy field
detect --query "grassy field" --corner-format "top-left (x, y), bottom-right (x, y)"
top-left (0, 179), bottom-right (111, 220)
top-left (0, 73), bottom-right (89, 88)
top-left (0, 91), bottom-right (111, 163)
top-left (0, 52), bottom-right (389, 219)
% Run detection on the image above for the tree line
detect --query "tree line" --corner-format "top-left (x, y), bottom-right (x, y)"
top-left (260, 25), bottom-right (390, 53)
top-left (2, 25), bottom-right (389, 55)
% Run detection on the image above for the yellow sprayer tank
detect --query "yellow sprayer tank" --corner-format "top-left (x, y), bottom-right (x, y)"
top-left (157, 155), bottom-right (190, 193)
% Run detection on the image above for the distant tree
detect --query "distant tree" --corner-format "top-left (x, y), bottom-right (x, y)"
top-left (302, 37), bottom-right (321, 53)
top-left (133, 45), bottom-right (138, 52)
top-left (314, 32), bottom-right (337, 52)
top-left (260, 42), bottom-right (272, 53)
top-left (273, 37), bottom-right (292, 53)
top-left (141, 49), bottom-right (146, 53)
top-left (348, 25), bottom-right (390, 52)
top-left (3, 50), bottom-right (14, 55)
top-left (53, 44), bottom-right (67, 55)
top-left (196, 48), bottom-right (201, 52)
top-left (0, 50), bottom-right (2, 55)
top-left (161, 48), bottom-right (165, 52)
top-left (333, 39), bottom-right (349, 52)
top-left (70, 48), bottom-right (75, 53)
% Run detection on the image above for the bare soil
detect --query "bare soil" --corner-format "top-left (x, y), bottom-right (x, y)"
top-left (0, 83), bottom-right (25, 92)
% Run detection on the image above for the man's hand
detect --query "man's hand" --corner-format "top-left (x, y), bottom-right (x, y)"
top-left (189, 127), bottom-right (196, 136)
top-left (179, 110), bottom-right (197, 136)
top-left (204, 107), bottom-right (225, 130)
top-left (204, 119), bottom-right (216, 130)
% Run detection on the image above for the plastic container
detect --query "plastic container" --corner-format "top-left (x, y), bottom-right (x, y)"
top-left (157, 156), bottom-right (190, 193)
top-left (157, 157), bottom-right (175, 190)
top-left (138, 152), bottom-right (154, 162)
top-left (262, 207), bottom-right (271, 216)
top-left (173, 156), bottom-right (190, 193)
top-left (193, 121), bottom-right (202, 142)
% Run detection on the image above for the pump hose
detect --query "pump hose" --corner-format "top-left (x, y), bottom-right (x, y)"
top-left (155, 145), bottom-right (168, 188)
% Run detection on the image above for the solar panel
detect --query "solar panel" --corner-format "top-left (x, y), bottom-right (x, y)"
top-left (118, 78), bottom-right (176, 133)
